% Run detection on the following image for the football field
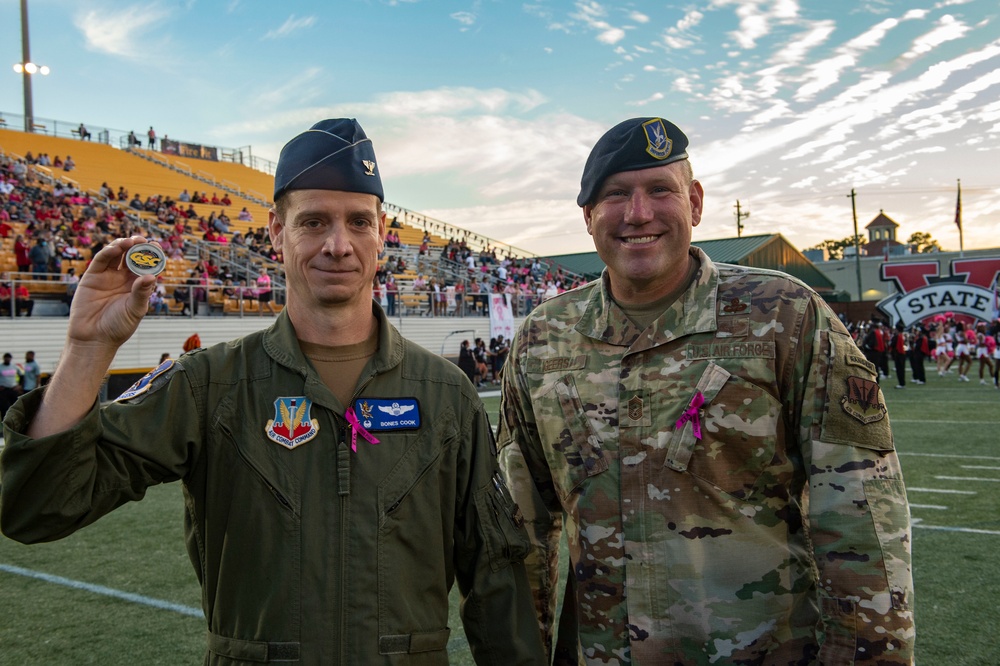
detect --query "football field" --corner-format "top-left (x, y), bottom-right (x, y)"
top-left (1, 376), bottom-right (997, 664)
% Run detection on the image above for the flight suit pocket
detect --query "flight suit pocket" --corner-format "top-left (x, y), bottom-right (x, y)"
top-left (377, 427), bottom-right (453, 641)
top-left (535, 375), bottom-right (608, 501)
top-left (474, 476), bottom-right (532, 572)
top-left (865, 478), bottom-right (912, 610)
top-left (664, 362), bottom-right (780, 500)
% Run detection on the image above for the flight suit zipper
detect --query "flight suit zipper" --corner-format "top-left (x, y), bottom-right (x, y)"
top-left (335, 371), bottom-right (377, 664)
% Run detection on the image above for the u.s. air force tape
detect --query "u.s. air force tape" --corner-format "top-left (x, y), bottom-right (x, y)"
top-left (125, 243), bottom-right (167, 276)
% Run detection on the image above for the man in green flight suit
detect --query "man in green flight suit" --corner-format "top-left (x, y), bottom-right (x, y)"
top-left (497, 117), bottom-right (915, 664)
top-left (1, 118), bottom-right (545, 665)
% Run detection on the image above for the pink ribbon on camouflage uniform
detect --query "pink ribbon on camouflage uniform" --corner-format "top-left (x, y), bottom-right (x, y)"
top-left (345, 408), bottom-right (380, 453)
top-left (675, 390), bottom-right (705, 440)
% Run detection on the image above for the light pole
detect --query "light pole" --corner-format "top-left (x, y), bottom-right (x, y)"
top-left (12, 0), bottom-right (49, 133)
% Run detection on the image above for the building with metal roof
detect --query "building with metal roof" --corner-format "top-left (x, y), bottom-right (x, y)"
top-left (544, 233), bottom-right (836, 293)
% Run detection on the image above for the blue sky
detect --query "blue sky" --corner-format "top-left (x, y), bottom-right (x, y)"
top-left (1, 0), bottom-right (998, 256)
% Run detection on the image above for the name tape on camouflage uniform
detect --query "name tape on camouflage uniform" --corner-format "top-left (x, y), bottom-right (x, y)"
top-left (686, 341), bottom-right (775, 360)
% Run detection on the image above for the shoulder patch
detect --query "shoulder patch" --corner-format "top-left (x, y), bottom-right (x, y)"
top-left (840, 376), bottom-right (887, 425)
top-left (115, 360), bottom-right (176, 402)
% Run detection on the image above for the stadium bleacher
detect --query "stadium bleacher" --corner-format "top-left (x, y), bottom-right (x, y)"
top-left (1, 125), bottom-right (582, 324)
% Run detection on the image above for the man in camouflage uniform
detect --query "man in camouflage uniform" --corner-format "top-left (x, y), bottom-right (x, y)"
top-left (497, 117), bottom-right (914, 664)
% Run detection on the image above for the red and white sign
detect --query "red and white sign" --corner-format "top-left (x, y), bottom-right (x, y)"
top-left (877, 257), bottom-right (1000, 327)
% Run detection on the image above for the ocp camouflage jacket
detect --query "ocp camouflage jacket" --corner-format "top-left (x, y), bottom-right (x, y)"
top-left (498, 248), bottom-right (914, 665)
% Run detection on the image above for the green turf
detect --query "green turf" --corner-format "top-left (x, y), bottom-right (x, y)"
top-left (1, 378), bottom-right (996, 664)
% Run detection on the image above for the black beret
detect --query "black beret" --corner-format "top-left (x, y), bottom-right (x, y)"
top-left (273, 118), bottom-right (384, 202)
top-left (577, 117), bottom-right (689, 207)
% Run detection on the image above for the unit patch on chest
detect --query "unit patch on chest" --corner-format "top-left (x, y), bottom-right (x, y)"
top-left (265, 396), bottom-right (320, 449)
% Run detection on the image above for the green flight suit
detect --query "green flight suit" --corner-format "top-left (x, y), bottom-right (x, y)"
top-left (2, 307), bottom-right (544, 665)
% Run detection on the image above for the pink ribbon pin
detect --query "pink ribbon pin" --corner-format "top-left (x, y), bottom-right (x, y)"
top-left (674, 390), bottom-right (705, 440)
top-left (345, 408), bottom-right (380, 453)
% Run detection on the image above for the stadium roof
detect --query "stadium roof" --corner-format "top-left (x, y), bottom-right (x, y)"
top-left (544, 233), bottom-right (836, 293)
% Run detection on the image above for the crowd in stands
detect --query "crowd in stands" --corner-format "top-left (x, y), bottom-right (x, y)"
top-left (0, 150), bottom-right (285, 317)
top-left (3, 145), bottom-right (587, 321)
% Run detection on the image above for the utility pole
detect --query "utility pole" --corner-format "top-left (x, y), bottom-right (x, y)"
top-left (848, 189), bottom-right (863, 302)
top-left (734, 200), bottom-right (750, 238)
top-left (19, 0), bottom-right (34, 133)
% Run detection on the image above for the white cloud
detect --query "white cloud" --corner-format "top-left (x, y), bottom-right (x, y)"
top-left (628, 92), bottom-right (665, 107)
top-left (629, 11), bottom-right (650, 24)
top-left (660, 9), bottom-right (703, 50)
top-left (901, 14), bottom-right (969, 60)
top-left (263, 15), bottom-right (317, 40)
top-left (75, 4), bottom-right (170, 58)
top-left (368, 87), bottom-right (547, 116)
top-left (255, 67), bottom-right (325, 109)
top-left (677, 9), bottom-right (705, 32)
top-left (451, 11), bottom-right (476, 28)
top-left (572, 1), bottom-right (627, 45)
top-left (598, 27), bottom-right (626, 44)
top-left (422, 199), bottom-right (587, 254)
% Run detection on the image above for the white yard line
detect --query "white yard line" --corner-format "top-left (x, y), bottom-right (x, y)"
top-left (891, 420), bottom-right (999, 424)
top-left (899, 453), bottom-right (1000, 461)
top-left (913, 525), bottom-right (1000, 536)
top-left (0, 563), bottom-right (203, 618)
top-left (935, 475), bottom-right (1000, 483)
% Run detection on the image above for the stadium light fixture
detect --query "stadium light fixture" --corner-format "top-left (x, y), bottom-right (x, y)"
top-left (13, 62), bottom-right (49, 75)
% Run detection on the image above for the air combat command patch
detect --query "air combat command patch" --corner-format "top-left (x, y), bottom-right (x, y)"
top-left (841, 375), bottom-right (887, 424)
top-left (265, 396), bottom-right (320, 449)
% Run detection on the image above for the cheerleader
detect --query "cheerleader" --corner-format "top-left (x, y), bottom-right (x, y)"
top-left (990, 321), bottom-right (1000, 388)
top-left (954, 324), bottom-right (975, 381)
top-left (976, 322), bottom-right (995, 385)
top-left (935, 317), bottom-right (953, 376)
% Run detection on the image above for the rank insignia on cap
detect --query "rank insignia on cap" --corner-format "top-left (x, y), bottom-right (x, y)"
top-left (115, 359), bottom-right (174, 402)
top-left (362, 159), bottom-right (376, 176)
top-left (352, 398), bottom-right (421, 431)
top-left (266, 396), bottom-right (320, 449)
top-left (840, 376), bottom-right (886, 424)
top-left (643, 118), bottom-right (673, 160)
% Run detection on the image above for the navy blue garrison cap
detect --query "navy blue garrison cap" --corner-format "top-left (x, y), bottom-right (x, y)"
top-left (273, 118), bottom-right (384, 202)
top-left (577, 117), bottom-right (689, 207)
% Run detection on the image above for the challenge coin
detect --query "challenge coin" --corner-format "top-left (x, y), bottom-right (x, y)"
top-left (125, 243), bottom-right (167, 276)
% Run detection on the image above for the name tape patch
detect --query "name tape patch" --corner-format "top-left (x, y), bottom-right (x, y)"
top-left (353, 398), bottom-right (421, 431)
top-left (686, 341), bottom-right (775, 360)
